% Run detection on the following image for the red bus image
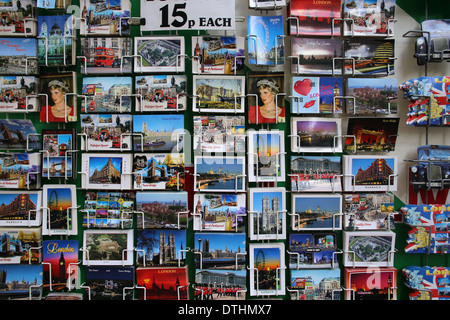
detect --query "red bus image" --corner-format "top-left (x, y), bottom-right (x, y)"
top-left (94, 47), bottom-right (115, 67)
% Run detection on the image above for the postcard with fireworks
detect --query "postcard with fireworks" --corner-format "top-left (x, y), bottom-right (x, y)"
top-left (249, 242), bottom-right (285, 296)
top-left (290, 117), bottom-right (342, 153)
top-left (0, 152), bottom-right (40, 189)
top-left (0, 227), bottom-right (41, 264)
top-left (194, 269), bottom-right (247, 300)
top-left (192, 75), bottom-right (245, 113)
top-left (82, 191), bottom-right (135, 229)
top-left (290, 38), bottom-right (342, 75)
top-left (247, 130), bottom-right (285, 182)
top-left (80, 37), bottom-right (132, 74)
top-left (133, 153), bottom-right (185, 191)
top-left (291, 194), bottom-right (342, 231)
top-left (289, 233), bottom-right (338, 269)
top-left (344, 267), bottom-right (397, 300)
top-left (135, 75), bottom-right (187, 112)
top-left (194, 156), bottom-right (246, 192)
top-left (42, 240), bottom-right (79, 291)
top-left (288, 0), bottom-right (341, 36)
top-left (80, 0), bottom-right (131, 36)
top-left (134, 36), bottom-right (185, 73)
top-left (136, 266), bottom-right (189, 300)
top-left (0, 0), bottom-right (36, 36)
top-left (0, 191), bottom-right (41, 227)
top-left (84, 266), bottom-right (134, 300)
top-left (290, 268), bottom-right (341, 300)
top-left (247, 15), bottom-right (284, 66)
top-left (0, 76), bottom-right (39, 112)
top-left (0, 265), bottom-right (43, 300)
top-left (290, 156), bottom-right (342, 192)
top-left (81, 76), bottom-right (132, 113)
top-left (345, 117), bottom-right (400, 152)
top-left (135, 191), bottom-right (188, 229)
top-left (42, 184), bottom-right (77, 236)
top-left (0, 37), bottom-right (37, 74)
top-left (193, 193), bottom-right (246, 232)
top-left (249, 187), bottom-right (286, 240)
top-left (41, 128), bottom-right (76, 179)
top-left (0, 119), bottom-right (40, 150)
top-left (291, 76), bottom-right (343, 114)
top-left (81, 153), bottom-right (132, 190)
top-left (194, 233), bottom-right (246, 270)
top-left (80, 114), bottom-right (132, 151)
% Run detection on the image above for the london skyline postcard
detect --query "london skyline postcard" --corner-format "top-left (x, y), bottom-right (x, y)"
top-left (80, 0), bottom-right (131, 36)
top-left (42, 184), bottom-right (77, 236)
top-left (0, 37), bottom-right (37, 74)
top-left (136, 266), bottom-right (189, 300)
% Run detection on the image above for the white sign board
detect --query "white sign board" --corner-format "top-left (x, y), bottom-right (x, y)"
top-left (140, 0), bottom-right (236, 31)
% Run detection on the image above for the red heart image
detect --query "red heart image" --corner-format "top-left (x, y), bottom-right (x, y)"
top-left (294, 78), bottom-right (313, 96)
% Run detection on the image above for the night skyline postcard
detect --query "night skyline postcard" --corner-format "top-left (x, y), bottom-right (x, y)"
top-left (251, 245), bottom-right (281, 271)
top-left (291, 38), bottom-right (342, 74)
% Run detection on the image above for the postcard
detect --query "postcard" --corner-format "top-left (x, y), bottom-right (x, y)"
top-left (0, 152), bottom-right (40, 189)
top-left (291, 76), bottom-right (343, 114)
top-left (81, 76), bottom-right (132, 113)
top-left (345, 117), bottom-right (400, 152)
top-left (38, 15), bottom-right (75, 66)
top-left (290, 38), bottom-right (342, 75)
top-left (45, 293), bottom-right (83, 300)
top-left (43, 240), bottom-right (79, 291)
top-left (344, 193), bottom-right (395, 230)
top-left (0, 37), bottom-right (38, 74)
top-left (81, 153), bottom-right (132, 190)
top-left (346, 78), bottom-right (398, 114)
top-left (82, 229), bottom-right (134, 265)
top-left (135, 75), bottom-right (187, 112)
top-left (133, 153), bottom-right (185, 191)
top-left (136, 266), bottom-right (189, 300)
top-left (39, 72), bottom-right (77, 123)
top-left (344, 267), bottom-right (397, 300)
top-left (132, 114), bottom-right (185, 152)
top-left (82, 191), bottom-right (135, 229)
top-left (192, 75), bottom-right (245, 113)
top-left (193, 115), bottom-right (246, 154)
top-left (288, 0), bottom-right (341, 36)
top-left (42, 184), bottom-right (77, 236)
top-left (0, 76), bottom-right (39, 112)
top-left (80, 114), bottom-right (132, 151)
top-left (247, 72), bottom-right (285, 124)
top-left (290, 268), bottom-right (341, 300)
top-left (80, 0), bottom-right (131, 36)
top-left (343, 230), bottom-right (396, 267)
top-left (80, 37), bottom-right (132, 74)
top-left (249, 0), bottom-right (286, 8)
top-left (193, 193), bottom-right (246, 232)
top-left (403, 266), bottom-right (449, 299)
top-left (0, 265), bottom-right (43, 299)
top-left (194, 233), bottom-right (246, 270)
top-left (247, 15), bottom-right (284, 66)
top-left (290, 117), bottom-right (342, 153)
top-left (41, 128), bottom-right (76, 179)
top-left (135, 229), bottom-right (187, 267)
top-left (0, 227), bottom-right (41, 264)
top-left (247, 130), bottom-right (285, 182)
top-left (0, 191), bottom-right (41, 227)
top-left (343, 155), bottom-right (398, 192)
top-left (84, 266), bottom-right (134, 300)
top-left (37, 0), bottom-right (70, 9)
top-left (135, 36), bottom-right (185, 73)
top-left (0, 119), bottom-right (39, 150)
top-left (194, 269), bottom-right (246, 300)
top-left (249, 187), bottom-right (286, 240)
top-left (192, 36), bottom-right (245, 74)
top-left (290, 156), bottom-right (342, 192)
top-left (289, 233), bottom-right (338, 269)
top-left (135, 191), bottom-right (188, 229)
top-left (249, 242), bottom-right (285, 296)
top-left (0, 0), bottom-right (36, 36)
top-left (291, 194), bottom-right (342, 231)
top-left (194, 156), bottom-right (246, 192)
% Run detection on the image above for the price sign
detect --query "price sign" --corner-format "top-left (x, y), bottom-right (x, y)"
top-left (140, 0), bottom-right (235, 31)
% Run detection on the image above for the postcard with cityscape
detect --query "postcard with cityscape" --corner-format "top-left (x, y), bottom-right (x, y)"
top-left (194, 269), bottom-right (246, 300)
top-left (0, 264), bottom-right (43, 300)
top-left (249, 187), bottom-right (286, 240)
top-left (42, 184), bottom-right (77, 236)
top-left (0, 37), bottom-right (37, 74)
top-left (135, 75), bottom-right (187, 112)
top-left (291, 76), bottom-right (343, 114)
top-left (291, 194), bottom-right (342, 231)
top-left (0, 76), bottom-right (39, 112)
top-left (290, 268), bottom-right (341, 300)
top-left (37, 0), bottom-right (71, 9)
top-left (80, 0), bottom-right (131, 36)
top-left (80, 114), bottom-right (132, 151)
top-left (193, 193), bottom-right (246, 232)
top-left (132, 153), bottom-right (185, 191)
top-left (0, 119), bottom-right (40, 150)
top-left (80, 37), bottom-right (132, 74)
top-left (0, 152), bottom-right (40, 189)
top-left (135, 229), bottom-right (187, 267)
top-left (194, 156), bottom-right (246, 192)
top-left (134, 36), bottom-right (185, 73)
top-left (136, 266), bottom-right (189, 300)
top-left (0, 227), bottom-right (41, 264)
top-left (247, 15), bottom-right (285, 66)
top-left (289, 233), bottom-right (337, 269)
top-left (344, 267), bottom-right (397, 300)
top-left (84, 266), bottom-right (134, 300)
top-left (347, 77), bottom-right (397, 114)
top-left (290, 156), bottom-right (342, 192)
top-left (0, 0), bottom-right (36, 36)
top-left (192, 36), bottom-right (245, 74)
top-left (81, 76), bottom-right (132, 112)
top-left (0, 191), bottom-right (41, 227)
top-left (249, 242), bottom-right (285, 296)
top-left (41, 128), bottom-right (76, 179)
top-left (192, 75), bottom-right (245, 113)
top-left (194, 233), bottom-right (246, 270)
